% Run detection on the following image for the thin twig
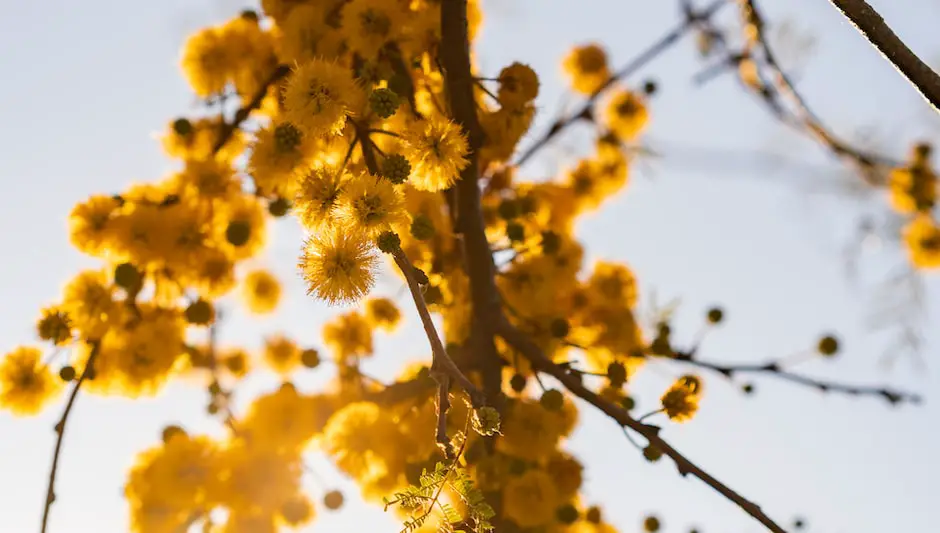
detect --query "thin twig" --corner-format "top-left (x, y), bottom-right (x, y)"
top-left (211, 64), bottom-right (290, 154)
top-left (40, 340), bottom-right (101, 533)
top-left (824, 0), bottom-right (940, 114)
top-left (740, 1), bottom-right (898, 186)
top-left (513, 0), bottom-right (729, 167)
top-left (390, 246), bottom-right (485, 407)
top-left (668, 352), bottom-right (921, 404)
top-left (494, 316), bottom-right (788, 533)
top-left (441, 0), bottom-right (506, 407)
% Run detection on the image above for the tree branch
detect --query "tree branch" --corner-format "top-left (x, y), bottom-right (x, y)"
top-left (825, 0), bottom-right (940, 114)
top-left (390, 246), bottom-right (485, 408)
top-left (669, 352), bottom-right (922, 405)
top-left (440, 0), bottom-right (504, 405)
top-left (40, 340), bottom-right (101, 533)
top-left (513, 0), bottom-right (729, 167)
top-left (494, 317), bottom-right (788, 533)
top-left (211, 64), bottom-right (290, 154)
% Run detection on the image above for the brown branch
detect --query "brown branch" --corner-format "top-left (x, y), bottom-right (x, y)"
top-left (211, 64), bottom-right (290, 154)
top-left (513, 0), bottom-right (729, 167)
top-left (495, 317), bottom-right (788, 533)
top-left (669, 352), bottom-right (922, 405)
top-left (825, 0), bottom-right (940, 114)
top-left (739, 1), bottom-right (898, 186)
top-left (390, 246), bottom-right (485, 408)
top-left (440, 0), bottom-right (505, 405)
top-left (40, 340), bottom-right (101, 533)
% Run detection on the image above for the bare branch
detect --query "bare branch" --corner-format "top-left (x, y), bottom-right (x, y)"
top-left (513, 0), bottom-right (729, 167)
top-left (211, 64), bottom-right (290, 154)
top-left (495, 317), bottom-right (789, 533)
top-left (669, 352), bottom-right (922, 405)
top-left (441, 0), bottom-right (505, 405)
top-left (825, 0), bottom-right (940, 113)
top-left (40, 340), bottom-right (101, 533)
top-left (390, 246), bottom-right (485, 408)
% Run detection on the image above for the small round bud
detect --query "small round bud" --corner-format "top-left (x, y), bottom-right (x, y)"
top-left (273, 122), bottom-right (303, 153)
top-left (793, 518), bottom-right (806, 529)
top-left (607, 362), bottom-right (627, 387)
top-left (644, 515), bottom-right (661, 532)
top-left (172, 118), bottom-right (193, 136)
top-left (410, 214), bottom-right (436, 241)
top-left (185, 299), bottom-right (214, 325)
top-left (643, 79), bottom-right (658, 95)
top-left (268, 197), bottom-right (291, 217)
top-left (517, 194), bottom-right (537, 214)
top-left (58, 366), bottom-right (76, 382)
top-left (412, 267), bottom-right (430, 285)
top-left (239, 9), bottom-right (259, 21)
top-left (380, 153), bottom-right (411, 184)
top-left (369, 88), bottom-right (400, 119)
top-left (510, 373), bottom-right (527, 393)
top-left (556, 504), bottom-right (580, 525)
top-left (642, 444), bottom-right (663, 462)
top-left (706, 306), bottom-right (724, 324)
top-left (324, 489), bottom-right (345, 510)
top-left (549, 318), bottom-right (570, 338)
top-left (497, 199), bottom-right (520, 220)
top-left (301, 348), bottom-right (321, 369)
top-left (742, 383), bottom-right (755, 395)
top-left (817, 334), bottom-right (839, 357)
top-left (207, 402), bottom-right (219, 415)
top-left (225, 220), bottom-right (251, 247)
top-left (540, 389), bottom-right (564, 411)
top-left (506, 222), bottom-right (525, 242)
top-left (541, 230), bottom-right (561, 255)
top-left (114, 263), bottom-right (143, 292)
top-left (208, 381), bottom-right (222, 396)
top-left (621, 395), bottom-right (636, 411)
top-left (376, 231), bottom-right (401, 253)
top-left (161, 425), bottom-right (187, 444)
top-left (585, 506), bottom-right (602, 524)
top-left (424, 285), bottom-right (444, 305)
top-left (472, 406), bottom-right (501, 436)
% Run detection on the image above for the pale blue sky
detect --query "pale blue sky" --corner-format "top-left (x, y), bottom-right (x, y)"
top-left (1, 1), bottom-right (938, 533)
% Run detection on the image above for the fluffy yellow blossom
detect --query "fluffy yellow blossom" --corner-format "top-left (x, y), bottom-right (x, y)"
top-left (503, 469), bottom-right (559, 528)
top-left (279, 4), bottom-right (332, 62)
top-left (323, 311), bottom-right (373, 360)
top-left (180, 27), bottom-right (235, 97)
top-left (283, 59), bottom-right (363, 137)
top-left (248, 121), bottom-right (314, 197)
top-left (84, 305), bottom-right (186, 397)
top-left (161, 117), bottom-right (246, 163)
top-left (0, 346), bottom-right (61, 415)
top-left (364, 297), bottom-right (402, 331)
top-left (300, 230), bottom-right (378, 304)
top-left (218, 194), bottom-right (267, 259)
top-left (336, 173), bottom-right (409, 236)
top-left (294, 164), bottom-right (349, 231)
top-left (321, 401), bottom-right (400, 482)
top-left (498, 62), bottom-right (540, 108)
top-left (341, 0), bottom-right (406, 58)
top-left (69, 195), bottom-right (121, 257)
top-left (563, 43), bottom-right (610, 95)
top-left (242, 269), bottom-right (282, 314)
top-left (661, 375), bottom-right (702, 422)
top-left (497, 399), bottom-right (567, 461)
top-left (263, 334), bottom-right (301, 375)
top-left (61, 270), bottom-right (118, 340)
top-left (36, 306), bottom-right (73, 346)
top-left (604, 88), bottom-right (649, 141)
top-left (239, 383), bottom-right (325, 451)
top-left (903, 215), bottom-right (940, 269)
top-left (402, 116), bottom-right (470, 191)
